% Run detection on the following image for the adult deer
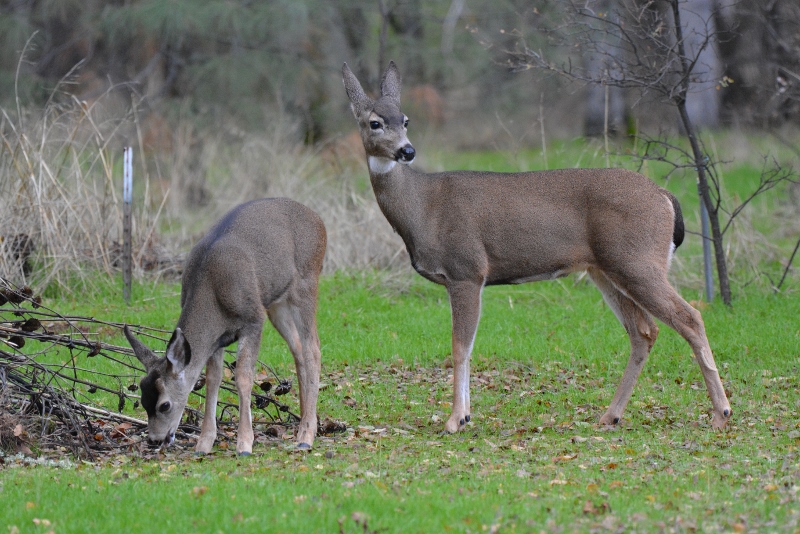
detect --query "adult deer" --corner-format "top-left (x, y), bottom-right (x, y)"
top-left (342, 61), bottom-right (731, 433)
top-left (124, 198), bottom-right (326, 454)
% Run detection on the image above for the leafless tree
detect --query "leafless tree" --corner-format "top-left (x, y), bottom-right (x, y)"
top-left (502, 0), bottom-right (797, 305)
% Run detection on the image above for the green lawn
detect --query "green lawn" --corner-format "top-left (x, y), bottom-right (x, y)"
top-left (2, 272), bottom-right (799, 533)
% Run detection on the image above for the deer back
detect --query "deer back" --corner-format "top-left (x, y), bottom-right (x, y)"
top-left (178, 198), bottom-right (326, 348)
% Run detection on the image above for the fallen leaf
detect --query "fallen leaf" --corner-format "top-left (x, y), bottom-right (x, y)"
top-left (13, 424), bottom-right (23, 437)
top-left (192, 486), bottom-right (208, 497)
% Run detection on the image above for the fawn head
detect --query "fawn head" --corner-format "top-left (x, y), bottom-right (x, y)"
top-left (342, 61), bottom-right (416, 171)
top-left (124, 326), bottom-right (194, 448)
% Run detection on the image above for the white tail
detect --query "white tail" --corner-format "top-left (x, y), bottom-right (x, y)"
top-left (342, 61), bottom-right (731, 432)
top-left (125, 198), bottom-right (326, 453)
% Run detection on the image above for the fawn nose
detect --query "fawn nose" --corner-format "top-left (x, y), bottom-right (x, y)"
top-left (398, 145), bottom-right (416, 163)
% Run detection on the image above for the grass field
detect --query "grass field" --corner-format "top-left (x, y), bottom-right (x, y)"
top-left (2, 118), bottom-right (799, 531)
top-left (2, 272), bottom-right (799, 533)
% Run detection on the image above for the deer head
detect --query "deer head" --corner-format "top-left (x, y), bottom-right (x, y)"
top-left (124, 325), bottom-right (194, 448)
top-left (343, 61), bottom-right (416, 174)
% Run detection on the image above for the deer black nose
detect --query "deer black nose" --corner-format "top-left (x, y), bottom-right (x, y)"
top-left (398, 145), bottom-right (416, 162)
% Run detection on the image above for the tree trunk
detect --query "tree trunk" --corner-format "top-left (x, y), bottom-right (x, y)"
top-left (678, 0), bottom-right (723, 129)
top-left (671, 0), bottom-right (732, 305)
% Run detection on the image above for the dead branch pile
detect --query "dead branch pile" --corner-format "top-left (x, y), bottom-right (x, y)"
top-left (0, 277), bottom-right (304, 460)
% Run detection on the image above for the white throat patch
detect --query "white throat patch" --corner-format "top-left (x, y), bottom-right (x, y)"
top-left (368, 156), bottom-right (397, 174)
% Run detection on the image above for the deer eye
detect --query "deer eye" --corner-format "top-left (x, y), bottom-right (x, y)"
top-left (369, 120), bottom-right (381, 130)
top-left (403, 118), bottom-right (409, 128)
top-left (158, 401), bottom-right (171, 413)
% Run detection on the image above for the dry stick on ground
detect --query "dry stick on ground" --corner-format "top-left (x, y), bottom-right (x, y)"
top-left (0, 279), bottom-right (304, 457)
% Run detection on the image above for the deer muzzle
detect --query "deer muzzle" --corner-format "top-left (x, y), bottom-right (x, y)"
top-left (397, 144), bottom-right (416, 163)
top-left (147, 429), bottom-right (175, 449)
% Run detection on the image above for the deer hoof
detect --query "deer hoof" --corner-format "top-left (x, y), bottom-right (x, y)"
top-left (238, 451), bottom-right (252, 457)
top-left (296, 442), bottom-right (312, 451)
top-left (444, 419), bottom-right (460, 434)
top-left (711, 409), bottom-right (731, 429)
top-left (599, 412), bottom-right (620, 426)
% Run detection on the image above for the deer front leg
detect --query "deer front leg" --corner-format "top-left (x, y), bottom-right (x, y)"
top-left (445, 281), bottom-right (483, 434)
top-left (234, 330), bottom-right (262, 455)
top-left (196, 350), bottom-right (223, 454)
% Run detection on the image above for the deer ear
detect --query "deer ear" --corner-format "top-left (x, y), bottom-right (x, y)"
top-left (380, 61), bottom-right (402, 105)
top-left (124, 325), bottom-right (160, 370)
top-left (342, 62), bottom-right (372, 118)
top-left (165, 327), bottom-right (192, 373)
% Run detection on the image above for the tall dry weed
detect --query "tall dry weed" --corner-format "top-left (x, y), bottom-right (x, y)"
top-left (0, 97), bottom-right (409, 293)
top-left (0, 93), bottom-right (166, 293)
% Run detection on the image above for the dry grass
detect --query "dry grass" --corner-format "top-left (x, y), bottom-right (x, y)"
top-left (0, 94), bottom-right (157, 293)
top-left (1, 93), bottom-right (798, 296)
top-left (0, 96), bottom-right (409, 293)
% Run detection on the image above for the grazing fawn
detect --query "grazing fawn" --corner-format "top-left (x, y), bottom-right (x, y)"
top-left (125, 198), bottom-right (326, 453)
top-left (342, 61), bottom-right (731, 433)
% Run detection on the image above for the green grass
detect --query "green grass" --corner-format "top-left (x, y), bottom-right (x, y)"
top-left (2, 272), bottom-right (800, 532)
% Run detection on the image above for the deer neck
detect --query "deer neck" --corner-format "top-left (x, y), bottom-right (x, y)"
top-left (367, 159), bottom-right (429, 249)
top-left (176, 317), bottom-right (224, 378)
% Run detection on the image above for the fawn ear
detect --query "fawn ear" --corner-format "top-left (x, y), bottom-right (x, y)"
top-left (342, 63), bottom-right (373, 118)
top-left (124, 325), bottom-right (160, 370)
top-left (380, 61), bottom-right (402, 106)
top-left (165, 327), bottom-right (192, 374)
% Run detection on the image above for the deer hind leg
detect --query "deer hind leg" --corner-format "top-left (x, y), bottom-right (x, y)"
top-left (444, 280), bottom-right (483, 433)
top-left (614, 272), bottom-right (731, 429)
top-left (268, 289), bottom-right (321, 449)
top-left (196, 348), bottom-right (224, 454)
top-left (234, 325), bottom-right (263, 455)
top-left (589, 268), bottom-right (659, 426)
